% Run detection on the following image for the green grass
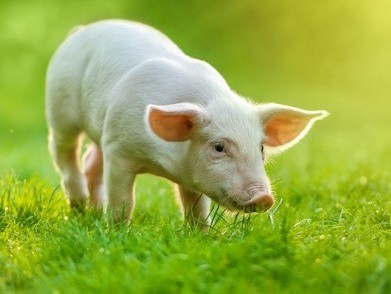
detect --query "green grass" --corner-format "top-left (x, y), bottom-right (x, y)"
top-left (1, 0), bottom-right (390, 293)
top-left (1, 169), bottom-right (389, 293)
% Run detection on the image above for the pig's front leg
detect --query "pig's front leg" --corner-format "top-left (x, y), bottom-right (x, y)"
top-left (176, 185), bottom-right (211, 229)
top-left (103, 151), bottom-right (136, 222)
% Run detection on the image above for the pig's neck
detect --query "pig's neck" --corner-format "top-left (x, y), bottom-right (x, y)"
top-left (144, 141), bottom-right (194, 188)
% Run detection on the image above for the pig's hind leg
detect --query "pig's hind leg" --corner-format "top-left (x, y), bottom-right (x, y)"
top-left (48, 129), bottom-right (89, 210)
top-left (82, 143), bottom-right (106, 209)
top-left (176, 185), bottom-right (211, 229)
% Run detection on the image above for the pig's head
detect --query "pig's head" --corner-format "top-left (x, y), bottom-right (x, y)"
top-left (146, 99), bottom-right (328, 213)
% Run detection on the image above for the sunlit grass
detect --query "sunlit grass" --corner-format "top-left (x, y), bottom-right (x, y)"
top-left (0, 170), bottom-right (389, 292)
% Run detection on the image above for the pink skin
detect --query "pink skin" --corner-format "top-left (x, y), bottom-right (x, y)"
top-left (148, 103), bottom-right (276, 214)
top-left (243, 183), bottom-right (274, 212)
top-left (81, 103), bottom-right (326, 217)
top-left (46, 21), bottom-right (328, 226)
top-left (244, 194), bottom-right (274, 212)
top-left (82, 141), bottom-right (274, 214)
top-left (82, 144), bottom-right (105, 209)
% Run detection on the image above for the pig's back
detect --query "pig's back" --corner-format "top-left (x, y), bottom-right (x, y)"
top-left (48, 19), bottom-right (186, 98)
top-left (46, 20), bottom-right (188, 142)
top-left (74, 20), bottom-right (185, 80)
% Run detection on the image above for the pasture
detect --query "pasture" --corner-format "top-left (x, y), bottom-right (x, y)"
top-left (0, 1), bottom-right (390, 292)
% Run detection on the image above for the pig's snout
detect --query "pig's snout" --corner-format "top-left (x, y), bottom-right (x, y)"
top-left (243, 194), bottom-right (274, 213)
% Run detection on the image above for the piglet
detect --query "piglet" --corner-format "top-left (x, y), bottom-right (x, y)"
top-left (46, 20), bottom-right (328, 226)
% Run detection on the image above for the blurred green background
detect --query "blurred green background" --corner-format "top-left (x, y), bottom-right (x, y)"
top-left (0, 0), bottom-right (390, 185)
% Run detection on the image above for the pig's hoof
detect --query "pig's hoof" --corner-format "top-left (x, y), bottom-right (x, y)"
top-left (69, 198), bottom-right (87, 213)
top-left (244, 194), bottom-right (274, 213)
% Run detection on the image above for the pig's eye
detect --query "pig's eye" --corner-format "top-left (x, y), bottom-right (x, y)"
top-left (214, 142), bottom-right (225, 152)
top-left (261, 144), bottom-right (266, 160)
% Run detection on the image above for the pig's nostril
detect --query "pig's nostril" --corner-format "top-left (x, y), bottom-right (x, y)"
top-left (244, 194), bottom-right (274, 212)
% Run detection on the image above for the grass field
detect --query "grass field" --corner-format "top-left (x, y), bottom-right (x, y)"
top-left (0, 1), bottom-right (390, 293)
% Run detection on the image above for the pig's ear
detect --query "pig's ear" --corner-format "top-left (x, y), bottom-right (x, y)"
top-left (259, 103), bottom-right (328, 151)
top-left (146, 103), bottom-right (210, 142)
